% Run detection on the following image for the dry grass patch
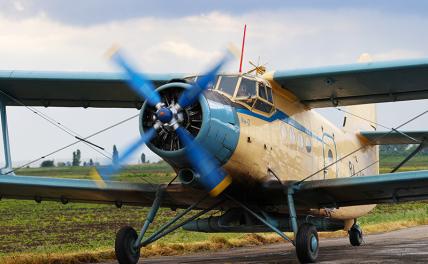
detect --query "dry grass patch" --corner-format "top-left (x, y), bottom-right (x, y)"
top-left (2, 221), bottom-right (428, 264)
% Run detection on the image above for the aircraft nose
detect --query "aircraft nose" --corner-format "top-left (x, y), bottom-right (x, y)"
top-left (156, 107), bottom-right (173, 123)
top-left (140, 83), bottom-right (240, 171)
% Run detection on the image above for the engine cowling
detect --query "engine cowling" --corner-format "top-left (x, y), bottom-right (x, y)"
top-left (139, 82), bottom-right (240, 182)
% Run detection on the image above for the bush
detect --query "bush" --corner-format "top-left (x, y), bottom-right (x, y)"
top-left (40, 160), bottom-right (55, 167)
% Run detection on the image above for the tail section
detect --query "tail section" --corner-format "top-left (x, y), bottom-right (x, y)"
top-left (343, 104), bottom-right (377, 133)
top-left (343, 104), bottom-right (379, 175)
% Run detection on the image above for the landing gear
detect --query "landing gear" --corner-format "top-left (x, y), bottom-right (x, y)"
top-left (115, 226), bottom-right (140, 264)
top-left (296, 223), bottom-right (319, 263)
top-left (349, 224), bottom-right (363, 246)
top-left (113, 187), bottom-right (220, 264)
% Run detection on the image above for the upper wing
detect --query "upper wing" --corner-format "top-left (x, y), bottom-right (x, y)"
top-left (359, 130), bottom-right (428, 145)
top-left (0, 174), bottom-right (218, 209)
top-left (292, 170), bottom-right (428, 208)
top-left (0, 71), bottom-right (184, 108)
top-left (269, 58), bottom-right (428, 108)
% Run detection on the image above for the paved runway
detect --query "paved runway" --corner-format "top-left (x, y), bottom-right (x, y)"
top-left (110, 225), bottom-right (428, 263)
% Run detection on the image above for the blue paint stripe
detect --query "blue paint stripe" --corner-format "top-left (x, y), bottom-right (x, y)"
top-left (236, 108), bottom-right (323, 142)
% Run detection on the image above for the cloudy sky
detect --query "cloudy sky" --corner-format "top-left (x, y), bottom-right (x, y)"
top-left (0, 0), bottom-right (427, 167)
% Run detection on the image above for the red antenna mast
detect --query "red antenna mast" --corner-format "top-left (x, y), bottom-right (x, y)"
top-left (239, 24), bottom-right (247, 73)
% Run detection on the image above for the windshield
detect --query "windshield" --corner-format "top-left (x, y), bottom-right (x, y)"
top-left (217, 76), bottom-right (238, 96)
top-left (237, 78), bottom-right (257, 98)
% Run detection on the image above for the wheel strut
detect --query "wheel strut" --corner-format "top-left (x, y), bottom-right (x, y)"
top-left (115, 188), bottom-right (221, 264)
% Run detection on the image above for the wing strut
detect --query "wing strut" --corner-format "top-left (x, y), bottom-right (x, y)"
top-left (391, 140), bottom-right (427, 173)
top-left (0, 98), bottom-right (13, 175)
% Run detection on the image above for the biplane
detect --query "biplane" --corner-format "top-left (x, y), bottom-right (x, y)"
top-left (0, 41), bottom-right (427, 263)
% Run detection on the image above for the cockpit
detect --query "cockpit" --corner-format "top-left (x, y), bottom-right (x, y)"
top-left (185, 74), bottom-right (275, 115)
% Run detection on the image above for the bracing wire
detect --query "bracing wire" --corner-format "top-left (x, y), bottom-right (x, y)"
top-left (297, 109), bottom-right (428, 185)
top-left (7, 112), bottom-right (159, 187)
top-left (0, 90), bottom-right (113, 159)
top-left (6, 113), bottom-right (140, 175)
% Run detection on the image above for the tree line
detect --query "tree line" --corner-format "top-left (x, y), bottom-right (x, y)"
top-left (40, 145), bottom-right (150, 168)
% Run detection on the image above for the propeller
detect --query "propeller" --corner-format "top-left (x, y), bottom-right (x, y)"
top-left (175, 127), bottom-right (232, 197)
top-left (106, 46), bottom-right (162, 108)
top-left (91, 46), bottom-right (235, 196)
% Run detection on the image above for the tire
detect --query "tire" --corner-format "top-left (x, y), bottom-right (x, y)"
top-left (115, 226), bottom-right (141, 264)
top-left (349, 224), bottom-right (363, 246)
top-left (296, 223), bottom-right (319, 263)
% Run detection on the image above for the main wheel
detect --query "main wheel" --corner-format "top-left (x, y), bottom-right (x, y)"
top-left (115, 226), bottom-right (141, 264)
top-left (349, 224), bottom-right (363, 246)
top-left (295, 223), bottom-right (319, 263)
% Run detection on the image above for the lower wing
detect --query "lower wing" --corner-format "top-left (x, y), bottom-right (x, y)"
top-left (293, 170), bottom-right (428, 208)
top-left (0, 175), bottom-right (217, 209)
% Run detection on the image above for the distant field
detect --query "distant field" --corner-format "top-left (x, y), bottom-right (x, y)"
top-left (0, 154), bottom-right (427, 263)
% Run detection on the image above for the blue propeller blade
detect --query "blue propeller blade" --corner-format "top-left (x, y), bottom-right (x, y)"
top-left (175, 126), bottom-right (232, 196)
top-left (177, 50), bottom-right (234, 109)
top-left (110, 49), bottom-right (161, 107)
top-left (91, 127), bottom-right (157, 187)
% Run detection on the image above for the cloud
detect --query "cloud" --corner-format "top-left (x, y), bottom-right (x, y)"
top-left (0, 7), bottom-right (427, 165)
top-left (13, 1), bottom-right (24, 11)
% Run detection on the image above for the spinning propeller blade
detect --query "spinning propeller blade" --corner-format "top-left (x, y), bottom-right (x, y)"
top-left (98, 45), bottom-right (235, 196)
top-left (107, 47), bottom-right (161, 107)
top-left (177, 48), bottom-right (235, 109)
top-left (90, 127), bottom-right (157, 188)
top-left (175, 126), bottom-right (232, 197)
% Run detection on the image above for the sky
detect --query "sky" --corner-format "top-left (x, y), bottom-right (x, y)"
top-left (0, 0), bottom-right (427, 167)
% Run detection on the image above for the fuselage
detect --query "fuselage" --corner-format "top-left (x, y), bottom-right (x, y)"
top-left (143, 72), bottom-right (379, 222)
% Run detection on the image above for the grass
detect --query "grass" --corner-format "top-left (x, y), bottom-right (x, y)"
top-left (0, 155), bottom-right (427, 263)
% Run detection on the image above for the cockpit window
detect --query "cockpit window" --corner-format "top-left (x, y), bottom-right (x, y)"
top-left (266, 87), bottom-right (273, 103)
top-left (252, 82), bottom-right (275, 114)
top-left (253, 100), bottom-right (273, 113)
top-left (217, 76), bottom-right (238, 96)
top-left (236, 78), bottom-right (257, 98)
top-left (258, 83), bottom-right (268, 100)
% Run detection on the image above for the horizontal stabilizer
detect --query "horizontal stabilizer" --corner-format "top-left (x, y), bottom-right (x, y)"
top-left (359, 130), bottom-right (428, 145)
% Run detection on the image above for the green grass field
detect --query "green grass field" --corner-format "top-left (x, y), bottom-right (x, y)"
top-left (0, 154), bottom-right (426, 262)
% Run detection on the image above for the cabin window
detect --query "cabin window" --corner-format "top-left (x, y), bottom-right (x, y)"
top-left (217, 76), bottom-right (238, 96)
top-left (328, 149), bottom-right (333, 163)
top-left (305, 137), bottom-right (312, 153)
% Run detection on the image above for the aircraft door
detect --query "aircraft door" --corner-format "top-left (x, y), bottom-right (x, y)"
top-left (322, 133), bottom-right (338, 179)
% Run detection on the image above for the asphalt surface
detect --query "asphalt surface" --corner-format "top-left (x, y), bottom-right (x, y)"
top-left (106, 225), bottom-right (428, 263)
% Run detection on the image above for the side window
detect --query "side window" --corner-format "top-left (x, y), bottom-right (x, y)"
top-left (253, 82), bottom-right (275, 114)
top-left (217, 76), bottom-right (238, 96)
top-left (305, 137), bottom-right (312, 153)
top-left (266, 87), bottom-right (273, 103)
top-left (258, 83), bottom-right (268, 100)
top-left (328, 149), bottom-right (333, 163)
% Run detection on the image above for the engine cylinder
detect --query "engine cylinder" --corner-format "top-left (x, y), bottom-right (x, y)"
top-left (139, 82), bottom-right (240, 175)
